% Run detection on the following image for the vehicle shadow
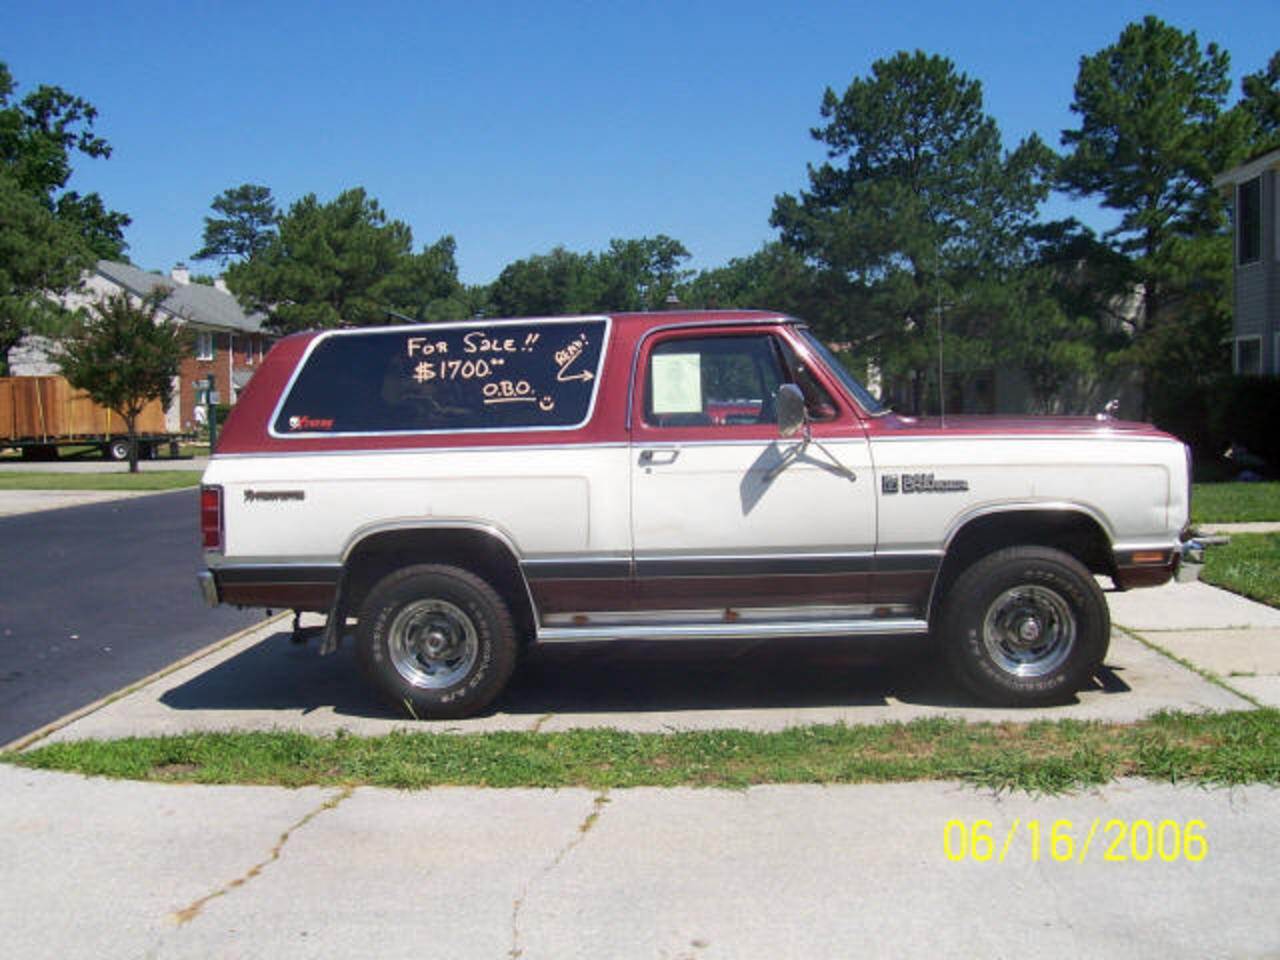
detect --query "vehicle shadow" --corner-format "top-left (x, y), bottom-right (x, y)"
top-left (160, 632), bottom-right (395, 718)
top-left (501, 634), bottom-right (962, 714)
top-left (156, 628), bottom-right (1084, 719)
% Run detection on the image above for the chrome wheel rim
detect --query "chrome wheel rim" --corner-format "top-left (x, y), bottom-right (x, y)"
top-left (981, 585), bottom-right (1076, 678)
top-left (387, 599), bottom-right (478, 689)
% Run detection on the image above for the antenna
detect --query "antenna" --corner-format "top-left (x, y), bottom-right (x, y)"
top-left (936, 244), bottom-right (945, 426)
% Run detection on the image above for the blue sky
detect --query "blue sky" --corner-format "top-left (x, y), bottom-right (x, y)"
top-left (3, 1), bottom-right (1276, 285)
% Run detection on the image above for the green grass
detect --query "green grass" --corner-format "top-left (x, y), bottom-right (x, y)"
top-left (1201, 533), bottom-right (1280, 608)
top-left (7, 710), bottom-right (1279, 794)
top-left (0, 470), bottom-right (199, 491)
top-left (1192, 482), bottom-right (1280, 524)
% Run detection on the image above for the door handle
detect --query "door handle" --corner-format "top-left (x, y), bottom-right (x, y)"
top-left (638, 448), bottom-right (680, 467)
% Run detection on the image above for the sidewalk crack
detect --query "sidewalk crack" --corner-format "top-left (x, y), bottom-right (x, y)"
top-left (509, 790), bottom-right (609, 958)
top-left (172, 786), bottom-right (354, 926)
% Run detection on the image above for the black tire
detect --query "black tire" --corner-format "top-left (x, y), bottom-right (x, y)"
top-left (356, 564), bottom-right (517, 720)
top-left (940, 546), bottom-right (1109, 706)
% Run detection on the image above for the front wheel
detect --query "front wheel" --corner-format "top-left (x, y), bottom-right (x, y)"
top-left (941, 547), bottom-right (1109, 706)
top-left (356, 565), bottom-right (517, 719)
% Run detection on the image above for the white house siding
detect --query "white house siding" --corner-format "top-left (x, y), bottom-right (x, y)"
top-left (8, 336), bottom-right (61, 376)
top-left (1217, 151), bottom-right (1280, 376)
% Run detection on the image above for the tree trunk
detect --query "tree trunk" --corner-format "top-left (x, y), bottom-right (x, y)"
top-left (126, 414), bottom-right (139, 474)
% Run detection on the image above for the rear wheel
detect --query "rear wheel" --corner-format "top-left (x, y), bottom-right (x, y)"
top-left (356, 564), bottom-right (517, 719)
top-left (104, 439), bottom-right (130, 461)
top-left (941, 546), bottom-right (1109, 706)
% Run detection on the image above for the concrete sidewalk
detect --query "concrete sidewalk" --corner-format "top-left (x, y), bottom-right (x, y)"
top-left (0, 457), bottom-right (206, 514)
top-left (3, 495), bottom-right (1278, 957)
top-left (0, 488), bottom-right (165, 515)
top-left (2, 765), bottom-right (1277, 959)
top-left (0, 457), bottom-right (207, 472)
top-left (1107, 579), bottom-right (1280, 707)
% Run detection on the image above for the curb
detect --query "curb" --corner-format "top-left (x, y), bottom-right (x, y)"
top-left (0, 611), bottom-right (288, 754)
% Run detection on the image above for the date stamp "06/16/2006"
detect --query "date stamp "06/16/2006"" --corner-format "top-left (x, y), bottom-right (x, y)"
top-left (944, 819), bottom-right (1208, 864)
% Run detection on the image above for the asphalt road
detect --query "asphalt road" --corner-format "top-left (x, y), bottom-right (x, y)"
top-left (0, 490), bottom-right (263, 744)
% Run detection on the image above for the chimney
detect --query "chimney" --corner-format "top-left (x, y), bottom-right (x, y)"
top-left (170, 262), bottom-right (191, 285)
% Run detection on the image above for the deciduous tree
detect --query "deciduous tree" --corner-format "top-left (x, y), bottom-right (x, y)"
top-left (58, 290), bottom-right (188, 473)
top-left (487, 247), bottom-right (603, 317)
top-left (0, 62), bottom-right (129, 373)
top-left (485, 236), bottom-right (692, 317)
top-left (0, 174), bottom-right (87, 372)
top-left (596, 235), bottom-right (692, 311)
top-left (678, 242), bottom-right (852, 336)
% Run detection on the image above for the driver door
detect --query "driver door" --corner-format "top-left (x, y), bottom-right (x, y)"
top-left (629, 326), bottom-right (877, 611)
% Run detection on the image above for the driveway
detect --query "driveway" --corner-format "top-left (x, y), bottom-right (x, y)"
top-left (20, 579), bottom-right (1274, 747)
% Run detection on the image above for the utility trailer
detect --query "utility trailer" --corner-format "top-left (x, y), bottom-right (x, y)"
top-left (0, 376), bottom-right (182, 461)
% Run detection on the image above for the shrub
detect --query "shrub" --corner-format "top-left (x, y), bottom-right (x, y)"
top-left (1152, 375), bottom-right (1280, 475)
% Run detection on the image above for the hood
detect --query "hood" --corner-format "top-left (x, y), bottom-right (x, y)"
top-left (874, 412), bottom-right (1168, 438)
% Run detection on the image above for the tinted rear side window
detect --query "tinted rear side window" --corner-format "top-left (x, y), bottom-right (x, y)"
top-left (273, 319), bottom-right (609, 435)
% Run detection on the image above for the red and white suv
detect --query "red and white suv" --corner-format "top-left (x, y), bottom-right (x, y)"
top-left (199, 311), bottom-right (1198, 717)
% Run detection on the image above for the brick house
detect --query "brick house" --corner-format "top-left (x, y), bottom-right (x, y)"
top-left (25, 261), bottom-right (273, 431)
top-left (1215, 145), bottom-right (1280, 376)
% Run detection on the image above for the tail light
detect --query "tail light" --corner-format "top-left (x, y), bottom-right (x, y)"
top-left (201, 485), bottom-right (223, 551)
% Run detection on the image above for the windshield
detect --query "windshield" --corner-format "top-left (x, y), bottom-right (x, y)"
top-left (798, 328), bottom-right (887, 416)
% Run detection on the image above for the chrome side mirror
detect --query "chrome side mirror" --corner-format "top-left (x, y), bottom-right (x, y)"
top-left (776, 383), bottom-right (807, 438)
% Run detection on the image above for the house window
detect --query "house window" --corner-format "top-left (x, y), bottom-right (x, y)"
top-left (196, 331), bottom-right (215, 361)
top-left (1235, 336), bottom-right (1262, 375)
top-left (1238, 177), bottom-right (1261, 265)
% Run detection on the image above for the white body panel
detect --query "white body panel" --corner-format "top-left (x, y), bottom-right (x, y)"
top-left (631, 437), bottom-right (875, 557)
top-left (204, 446), bottom-right (632, 564)
top-left (869, 434), bottom-right (1188, 554)
top-left (206, 433), bottom-right (1188, 565)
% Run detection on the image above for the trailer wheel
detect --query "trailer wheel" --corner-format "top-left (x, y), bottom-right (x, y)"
top-left (104, 439), bottom-right (130, 461)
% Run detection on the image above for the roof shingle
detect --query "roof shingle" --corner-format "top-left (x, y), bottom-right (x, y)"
top-left (94, 261), bottom-right (267, 335)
